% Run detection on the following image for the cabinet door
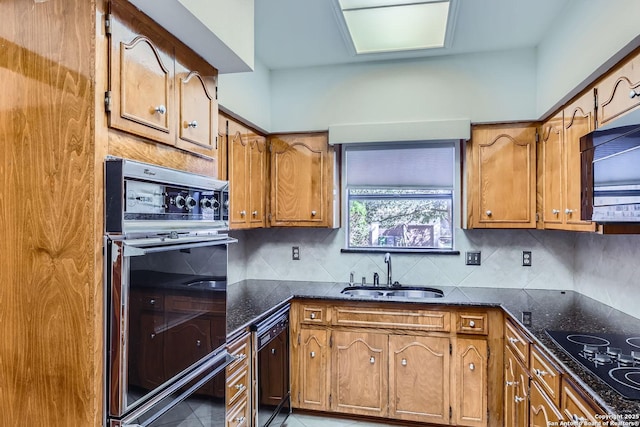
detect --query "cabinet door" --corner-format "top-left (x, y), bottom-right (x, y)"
top-left (164, 317), bottom-right (213, 378)
top-left (228, 119), bottom-right (249, 229)
top-left (467, 124), bottom-right (537, 228)
top-left (561, 378), bottom-right (604, 424)
top-left (563, 92), bottom-right (596, 231)
top-left (293, 328), bottom-right (329, 411)
top-left (108, 2), bottom-right (176, 145)
top-left (131, 312), bottom-right (165, 389)
top-left (541, 112), bottom-right (564, 228)
top-left (597, 52), bottom-right (640, 127)
top-left (176, 67), bottom-right (217, 153)
top-left (389, 335), bottom-right (450, 424)
top-left (217, 115), bottom-right (228, 180)
top-left (248, 134), bottom-right (266, 228)
top-left (505, 346), bottom-right (530, 427)
top-left (331, 330), bottom-right (388, 417)
top-left (530, 380), bottom-right (564, 427)
top-left (270, 133), bottom-right (333, 227)
top-left (453, 338), bottom-right (488, 427)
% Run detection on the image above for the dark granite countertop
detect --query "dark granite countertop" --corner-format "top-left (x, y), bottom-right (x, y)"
top-left (227, 279), bottom-right (640, 416)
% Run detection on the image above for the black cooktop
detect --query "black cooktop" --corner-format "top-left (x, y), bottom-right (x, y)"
top-left (546, 330), bottom-right (640, 400)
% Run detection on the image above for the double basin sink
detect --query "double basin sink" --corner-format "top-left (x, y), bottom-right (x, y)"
top-left (341, 286), bottom-right (444, 299)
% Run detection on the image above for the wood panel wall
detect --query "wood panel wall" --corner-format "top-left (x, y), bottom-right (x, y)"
top-left (0, 0), bottom-right (103, 425)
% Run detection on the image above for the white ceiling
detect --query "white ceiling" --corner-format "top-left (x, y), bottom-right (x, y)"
top-left (254, 0), bottom-right (569, 70)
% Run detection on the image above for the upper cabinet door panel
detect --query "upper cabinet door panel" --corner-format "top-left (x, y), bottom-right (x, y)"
top-left (177, 71), bottom-right (216, 149)
top-left (597, 53), bottom-right (640, 127)
top-left (270, 134), bottom-right (331, 226)
top-left (541, 113), bottom-right (564, 226)
top-left (468, 124), bottom-right (537, 228)
top-left (108, 3), bottom-right (176, 145)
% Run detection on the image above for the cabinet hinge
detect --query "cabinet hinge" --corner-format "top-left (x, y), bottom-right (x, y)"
top-left (104, 14), bottom-right (112, 35)
top-left (329, 333), bottom-right (333, 348)
top-left (594, 89), bottom-right (599, 128)
top-left (487, 346), bottom-right (490, 360)
top-left (449, 406), bottom-right (452, 420)
top-left (215, 136), bottom-right (218, 150)
top-left (535, 131), bottom-right (539, 143)
top-left (297, 391), bottom-right (301, 404)
top-left (329, 394), bottom-right (332, 406)
top-left (104, 91), bottom-right (112, 112)
top-left (487, 409), bottom-right (490, 421)
top-left (297, 333), bottom-right (301, 345)
top-left (449, 343), bottom-right (452, 355)
top-left (215, 85), bottom-right (218, 100)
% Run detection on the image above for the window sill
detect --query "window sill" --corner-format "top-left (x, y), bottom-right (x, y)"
top-left (340, 248), bottom-right (460, 255)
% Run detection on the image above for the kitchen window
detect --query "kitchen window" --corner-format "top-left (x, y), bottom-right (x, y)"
top-left (342, 142), bottom-right (458, 252)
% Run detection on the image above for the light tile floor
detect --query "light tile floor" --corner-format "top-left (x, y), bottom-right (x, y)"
top-left (282, 412), bottom-right (402, 427)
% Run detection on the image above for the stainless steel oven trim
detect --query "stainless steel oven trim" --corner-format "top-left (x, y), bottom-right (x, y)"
top-left (111, 351), bottom-right (233, 427)
top-left (106, 236), bottom-right (233, 417)
top-left (121, 236), bottom-right (237, 256)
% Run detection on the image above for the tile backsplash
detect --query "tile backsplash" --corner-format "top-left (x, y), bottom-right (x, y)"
top-left (228, 227), bottom-right (640, 319)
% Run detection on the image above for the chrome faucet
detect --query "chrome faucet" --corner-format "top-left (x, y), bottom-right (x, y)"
top-left (384, 252), bottom-right (392, 286)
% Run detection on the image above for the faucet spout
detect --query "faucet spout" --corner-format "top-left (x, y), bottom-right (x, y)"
top-left (384, 252), bottom-right (392, 286)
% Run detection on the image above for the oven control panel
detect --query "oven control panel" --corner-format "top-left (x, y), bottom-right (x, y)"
top-left (124, 180), bottom-right (227, 221)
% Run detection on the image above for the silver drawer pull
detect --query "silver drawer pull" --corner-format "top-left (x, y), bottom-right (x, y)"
top-left (235, 416), bottom-right (245, 424)
top-left (187, 120), bottom-right (198, 128)
top-left (310, 351), bottom-right (316, 358)
top-left (310, 313), bottom-right (316, 319)
top-left (469, 363), bottom-right (475, 371)
top-left (630, 89), bottom-right (640, 99)
top-left (196, 340), bottom-right (201, 347)
top-left (370, 356), bottom-right (375, 364)
top-left (154, 105), bottom-right (166, 115)
top-left (486, 210), bottom-right (492, 217)
top-left (514, 396), bottom-right (525, 403)
top-left (311, 210), bottom-right (317, 216)
top-left (535, 369), bottom-right (548, 377)
top-left (508, 337), bottom-right (520, 344)
top-left (469, 320), bottom-right (476, 328)
top-left (401, 358), bottom-right (407, 366)
top-left (235, 383), bottom-right (245, 390)
top-left (505, 380), bottom-right (519, 387)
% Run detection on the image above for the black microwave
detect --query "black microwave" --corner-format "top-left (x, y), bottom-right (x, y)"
top-left (581, 113), bottom-right (640, 222)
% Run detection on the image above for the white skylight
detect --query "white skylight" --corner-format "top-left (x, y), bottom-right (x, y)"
top-left (337, 0), bottom-right (453, 55)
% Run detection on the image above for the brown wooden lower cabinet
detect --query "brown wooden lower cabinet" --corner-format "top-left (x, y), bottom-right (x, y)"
top-left (530, 380), bottom-right (564, 427)
top-left (389, 335), bottom-right (450, 424)
top-left (226, 331), bottom-right (251, 427)
top-left (290, 301), bottom-right (496, 427)
top-left (331, 330), bottom-right (389, 418)
top-left (504, 346), bottom-right (530, 427)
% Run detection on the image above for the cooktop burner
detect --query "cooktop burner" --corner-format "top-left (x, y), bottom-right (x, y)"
top-left (546, 330), bottom-right (640, 400)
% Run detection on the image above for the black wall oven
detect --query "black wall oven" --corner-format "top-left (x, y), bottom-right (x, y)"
top-left (104, 157), bottom-right (236, 426)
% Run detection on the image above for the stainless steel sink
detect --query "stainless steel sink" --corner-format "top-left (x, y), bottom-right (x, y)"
top-left (341, 286), bottom-right (443, 298)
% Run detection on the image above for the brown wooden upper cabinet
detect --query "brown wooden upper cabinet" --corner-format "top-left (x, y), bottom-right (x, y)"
top-left (540, 91), bottom-right (596, 231)
top-left (269, 133), bottom-right (338, 228)
top-left (596, 50), bottom-right (640, 128)
top-left (107, 0), bottom-right (218, 158)
top-left (226, 117), bottom-right (266, 230)
top-left (466, 123), bottom-right (537, 228)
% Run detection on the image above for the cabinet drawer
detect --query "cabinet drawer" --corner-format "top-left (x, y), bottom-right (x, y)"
top-left (456, 312), bottom-right (488, 335)
top-left (531, 345), bottom-right (562, 407)
top-left (165, 295), bottom-right (225, 313)
top-left (226, 367), bottom-right (249, 408)
top-left (226, 397), bottom-right (249, 427)
top-left (561, 378), bottom-right (604, 423)
top-left (505, 320), bottom-right (531, 365)
top-left (333, 306), bottom-right (450, 331)
top-left (300, 305), bottom-right (328, 325)
top-left (227, 332), bottom-right (250, 377)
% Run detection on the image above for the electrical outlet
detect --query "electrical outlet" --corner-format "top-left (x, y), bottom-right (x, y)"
top-left (522, 251), bottom-right (532, 266)
top-left (292, 246), bottom-right (300, 260)
top-left (465, 251), bottom-right (481, 266)
top-left (522, 311), bottom-right (532, 326)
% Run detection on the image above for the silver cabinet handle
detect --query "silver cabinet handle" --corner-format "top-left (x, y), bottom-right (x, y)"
top-left (508, 337), bottom-right (520, 344)
top-left (310, 313), bottom-right (316, 319)
top-left (187, 120), bottom-right (198, 128)
top-left (235, 416), bottom-right (245, 424)
top-left (234, 353), bottom-right (247, 361)
top-left (310, 351), bottom-right (316, 358)
top-left (150, 333), bottom-right (156, 339)
top-left (514, 396), bottom-right (525, 403)
top-left (630, 89), bottom-right (640, 99)
top-left (311, 210), bottom-right (317, 216)
top-left (240, 210), bottom-right (246, 217)
top-left (469, 320), bottom-right (476, 328)
top-left (235, 383), bottom-right (245, 390)
top-left (572, 414), bottom-right (587, 423)
top-left (552, 209), bottom-right (560, 215)
top-left (370, 356), bottom-right (375, 364)
top-left (401, 358), bottom-right (407, 366)
top-left (154, 105), bottom-right (167, 115)
top-left (535, 369), bottom-right (548, 377)
top-left (505, 380), bottom-right (519, 387)
top-left (252, 210), bottom-right (258, 217)
top-left (149, 299), bottom-right (156, 305)
top-left (565, 208), bottom-right (574, 214)
top-left (196, 340), bottom-right (201, 347)
top-left (469, 363), bottom-right (475, 371)
top-left (271, 348), bottom-right (276, 355)
top-left (486, 210), bottom-right (492, 217)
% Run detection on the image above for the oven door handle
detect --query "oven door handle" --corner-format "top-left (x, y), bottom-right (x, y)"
top-left (123, 236), bottom-right (237, 257)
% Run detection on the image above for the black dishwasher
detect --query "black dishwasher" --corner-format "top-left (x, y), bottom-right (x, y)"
top-left (252, 304), bottom-right (291, 427)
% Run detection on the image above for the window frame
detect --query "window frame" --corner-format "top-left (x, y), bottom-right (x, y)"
top-left (340, 141), bottom-right (462, 254)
